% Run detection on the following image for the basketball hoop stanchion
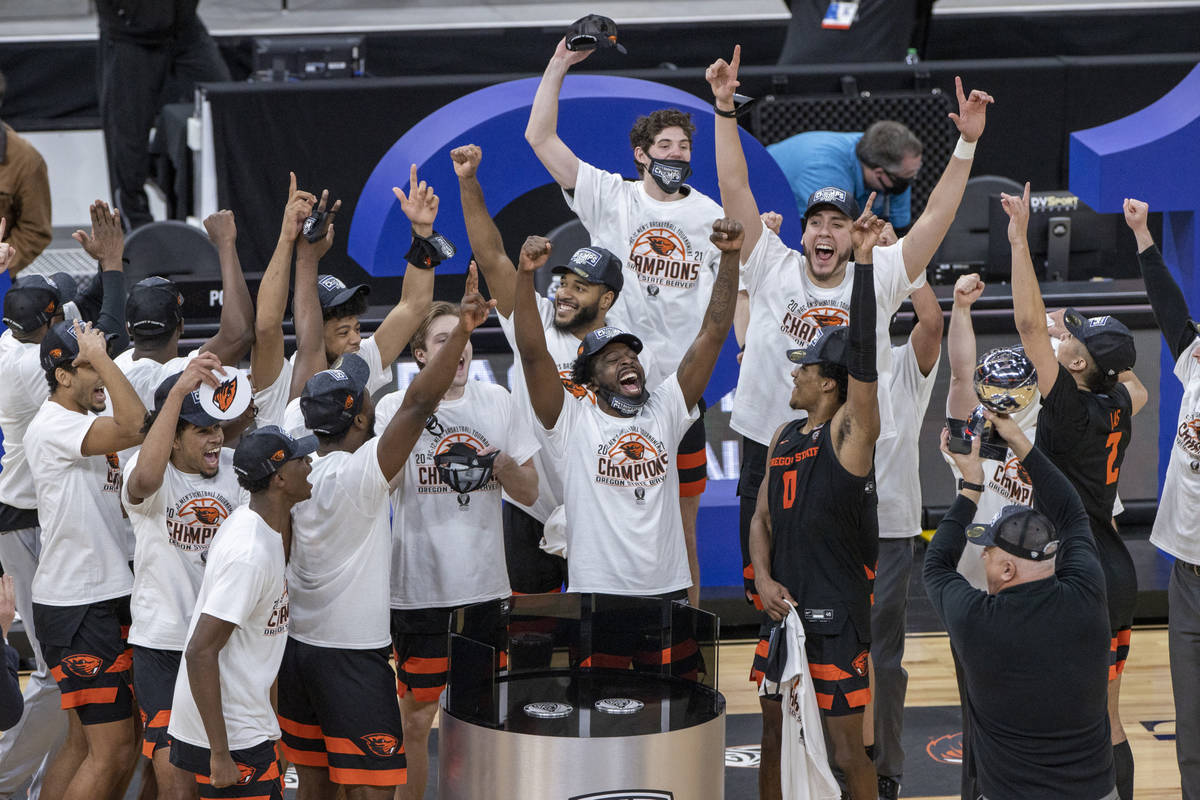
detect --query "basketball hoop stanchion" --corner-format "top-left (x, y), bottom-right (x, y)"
top-left (438, 593), bottom-right (726, 799)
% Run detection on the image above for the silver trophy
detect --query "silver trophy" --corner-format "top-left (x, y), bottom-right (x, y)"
top-left (949, 346), bottom-right (1037, 460)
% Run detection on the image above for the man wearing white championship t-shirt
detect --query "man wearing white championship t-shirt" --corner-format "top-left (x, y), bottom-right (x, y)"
top-left (123, 353), bottom-right (247, 800)
top-left (25, 320), bottom-right (146, 800)
top-left (377, 300), bottom-right (539, 800)
top-left (868, 282), bottom-right (941, 799)
top-left (706, 46), bottom-right (993, 611)
top-left (249, 171), bottom-right (436, 432)
top-left (527, 41), bottom-right (725, 601)
top-left (514, 218), bottom-right (742, 604)
top-left (1123, 198), bottom-right (1200, 800)
top-left (168, 426), bottom-right (314, 799)
top-left (278, 274), bottom-right (495, 799)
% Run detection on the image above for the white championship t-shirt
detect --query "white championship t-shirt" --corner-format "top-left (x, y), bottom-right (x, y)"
top-left (255, 335), bottom-right (392, 433)
top-left (567, 160), bottom-right (724, 373)
top-left (288, 437), bottom-right (392, 648)
top-left (876, 343), bottom-right (939, 538)
top-left (496, 294), bottom-right (660, 524)
top-left (545, 373), bottom-right (698, 595)
top-left (169, 505), bottom-right (289, 750)
top-left (734, 224), bottom-right (923, 446)
top-left (123, 449), bottom-right (247, 650)
top-left (113, 349), bottom-right (193, 409)
top-left (25, 401), bottom-right (132, 605)
top-left (1150, 336), bottom-right (1200, 564)
top-left (378, 381), bottom-right (540, 608)
top-left (0, 330), bottom-right (50, 511)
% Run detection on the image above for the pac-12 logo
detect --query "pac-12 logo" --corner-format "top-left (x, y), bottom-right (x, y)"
top-left (629, 223), bottom-right (701, 290)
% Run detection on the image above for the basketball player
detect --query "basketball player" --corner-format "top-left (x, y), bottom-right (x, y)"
top-left (377, 300), bottom-right (539, 800)
top-left (451, 142), bottom-right (659, 594)
top-left (277, 270), bottom-right (495, 798)
top-left (527, 40), bottom-right (727, 603)
top-left (748, 210), bottom-right (886, 800)
top-left (1123, 197), bottom-right (1200, 799)
top-left (1006, 183), bottom-right (1147, 800)
top-left (25, 320), bottom-right (146, 800)
top-left (512, 217), bottom-right (742, 599)
top-left (123, 353), bottom-right (245, 800)
top-left (167, 426), bottom-right (315, 799)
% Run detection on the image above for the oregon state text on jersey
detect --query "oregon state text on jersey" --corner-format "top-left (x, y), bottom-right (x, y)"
top-left (166, 489), bottom-right (236, 552)
top-left (781, 300), bottom-right (850, 346)
top-left (628, 222), bottom-right (705, 292)
top-left (414, 424), bottom-right (499, 495)
top-left (594, 428), bottom-right (670, 487)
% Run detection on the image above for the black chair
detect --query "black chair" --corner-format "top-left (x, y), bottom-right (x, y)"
top-left (123, 220), bottom-right (220, 286)
top-left (932, 174), bottom-right (1023, 267)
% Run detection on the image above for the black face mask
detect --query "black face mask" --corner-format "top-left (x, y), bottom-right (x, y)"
top-left (647, 158), bottom-right (692, 194)
top-left (885, 174), bottom-right (912, 195)
top-left (595, 385), bottom-right (650, 417)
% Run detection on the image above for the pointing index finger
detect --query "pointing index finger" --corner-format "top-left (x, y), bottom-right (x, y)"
top-left (731, 44), bottom-right (741, 73)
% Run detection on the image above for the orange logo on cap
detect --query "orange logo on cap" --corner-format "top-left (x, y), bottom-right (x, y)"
top-left (270, 449), bottom-right (286, 462)
top-left (49, 348), bottom-right (63, 359)
top-left (213, 379), bottom-right (237, 413)
top-left (343, 394), bottom-right (355, 410)
top-left (44, 301), bottom-right (57, 313)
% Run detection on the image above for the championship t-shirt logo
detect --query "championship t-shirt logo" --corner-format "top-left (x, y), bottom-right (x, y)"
top-left (265, 585), bottom-right (289, 635)
top-left (988, 455), bottom-right (1033, 505)
top-left (628, 222), bottom-right (703, 291)
top-left (166, 490), bottom-right (235, 552)
top-left (594, 429), bottom-right (670, 488)
top-left (103, 452), bottom-right (122, 494)
top-left (780, 299), bottom-right (849, 345)
top-left (1176, 414), bottom-right (1200, 459)
top-left (415, 426), bottom-right (497, 495)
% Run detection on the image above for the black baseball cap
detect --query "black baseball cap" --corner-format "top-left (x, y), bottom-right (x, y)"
top-left (3, 272), bottom-right (77, 333)
top-left (300, 353), bottom-right (370, 435)
top-left (551, 246), bottom-right (624, 295)
top-left (127, 276), bottom-right (184, 335)
top-left (153, 371), bottom-right (221, 428)
top-left (786, 325), bottom-right (848, 367)
top-left (576, 326), bottom-right (643, 362)
top-left (803, 187), bottom-right (861, 223)
top-left (317, 274), bottom-right (369, 310)
top-left (1063, 308), bottom-right (1136, 377)
top-left (965, 505), bottom-right (1060, 562)
top-left (39, 320), bottom-right (120, 371)
top-left (232, 425), bottom-right (317, 483)
top-left (565, 13), bottom-right (628, 54)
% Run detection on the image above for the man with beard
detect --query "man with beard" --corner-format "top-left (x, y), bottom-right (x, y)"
top-left (512, 217), bottom-right (742, 601)
top-left (276, 272), bottom-right (494, 798)
top-left (452, 143), bottom-right (659, 594)
top-left (25, 321), bottom-right (146, 800)
top-left (527, 43), bottom-right (725, 604)
top-left (122, 353), bottom-right (246, 800)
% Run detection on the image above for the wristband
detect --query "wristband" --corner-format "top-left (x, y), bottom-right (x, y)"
top-left (405, 229), bottom-right (457, 269)
top-left (957, 478), bottom-right (984, 492)
top-left (713, 104), bottom-right (738, 118)
top-left (953, 136), bottom-right (977, 160)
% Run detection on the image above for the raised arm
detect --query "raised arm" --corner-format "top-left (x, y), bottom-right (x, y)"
top-left (370, 164), bottom-right (440, 367)
top-left (453, 145), bottom-right (517, 316)
top-left (901, 77), bottom-right (994, 281)
top-left (75, 323), bottom-right (147, 455)
top-left (184, 614), bottom-right (241, 788)
top-left (126, 353), bottom-right (223, 503)
top-left (925, 430), bottom-right (984, 621)
top-left (251, 173), bottom-right (315, 392)
top-left (1004, 183), bottom-right (1059, 396)
top-left (677, 218), bottom-right (743, 409)
top-left (72, 200), bottom-right (130, 353)
top-left (909, 281), bottom-right (944, 377)
top-left (947, 272), bottom-right (985, 418)
top-left (197, 210), bottom-right (255, 364)
top-left (750, 423), bottom-right (794, 621)
top-left (831, 210), bottom-right (884, 477)
top-left (707, 45), bottom-right (763, 261)
top-left (513, 236), bottom-right (565, 430)
top-left (375, 265), bottom-right (495, 481)
top-left (288, 190), bottom-right (339, 401)
top-left (524, 39), bottom-right (590, 189)
top-left (1124, 197), bottom-right (1197, 359)
top-left (1119, 369), bottom-right (1149, 415)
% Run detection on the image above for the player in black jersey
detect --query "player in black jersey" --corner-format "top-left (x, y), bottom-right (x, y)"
top-left (748, 209), bottom-right (885, 800)
top-left (1005, 183), bottom-right (1148, 800)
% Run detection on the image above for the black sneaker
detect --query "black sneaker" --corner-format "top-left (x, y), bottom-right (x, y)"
top-left (878, 775), bottom-right (901, 799)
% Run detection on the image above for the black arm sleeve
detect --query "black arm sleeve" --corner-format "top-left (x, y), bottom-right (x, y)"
top-left (0, 644), bottom-right (23, 731)
top-left (95, 269), bottom-right (129, 355)
top-left (922, 493), bottom-right (979, 623)
top-left (1138, 244), bottom-right (1198, 360)
top-left (847, 261), bottom-right (877, 383)
top-left (1021, 446), bottom-right (1105, 595)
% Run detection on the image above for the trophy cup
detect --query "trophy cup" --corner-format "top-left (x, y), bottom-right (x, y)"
top-left (948, 346), bottom-right (1037, 460)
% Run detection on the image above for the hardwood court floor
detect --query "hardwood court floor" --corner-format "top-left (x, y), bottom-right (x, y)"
top-left (719, 625), bottom-right (1182, 800)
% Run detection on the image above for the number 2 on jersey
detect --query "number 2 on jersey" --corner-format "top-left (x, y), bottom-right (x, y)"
top-left (1105, 432), bottom-right (1121, 485)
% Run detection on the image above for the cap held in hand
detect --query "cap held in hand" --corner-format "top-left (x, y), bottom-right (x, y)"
top-left (565, 14), bottom-right (627, 54)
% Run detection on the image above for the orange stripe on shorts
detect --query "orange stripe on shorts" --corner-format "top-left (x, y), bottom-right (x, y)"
top-left (808, 662), bottom-right (854, 682)
top-left (329, 766), bottom-right (407, 786)
top-left (401, 656), bottom-right (448, 675)
top-left (277, 716), bottom-right (323, 740)
top-left (61, 687), bottom-right (118, 708)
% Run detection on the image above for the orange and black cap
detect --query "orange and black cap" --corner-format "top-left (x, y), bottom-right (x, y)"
top-left (233, 425), bottom-right (317, 482)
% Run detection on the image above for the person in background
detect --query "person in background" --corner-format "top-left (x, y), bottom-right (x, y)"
top-left (0, 69), bottom-right (52, 275)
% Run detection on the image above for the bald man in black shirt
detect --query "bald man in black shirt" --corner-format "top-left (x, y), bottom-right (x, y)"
top-left (927, 411), bottom-right (1116, 800)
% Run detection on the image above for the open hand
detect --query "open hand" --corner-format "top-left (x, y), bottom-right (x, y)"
top-left (948, 76), bottom-right (994, 143)
top-left (1000, 182), bottom-right (1031, 243)
top-left (459, 263), bottom-right (496, 332)
top-left (72, 200), bottom-right (125, 270)
top-left (518, 236), bottom-right (553, 272)
top-left (72, 320), bottom-right (110, 367)
top-left (282, 172), bottom-right (317, 241)
top-left (710, 217), bottom-right (745, 252)
top-left (953, 273), bottom-right (985, 307)
top-left (203, 209), bottom-right (237, 246)
top-left (705, 45), bottom-right (741, 106)
top-left (450, 145), bottom-right (482, 179)
top-left (173, 352), bottom-right (225, 395)
top-left (393, 164), bottom-right (438, 236)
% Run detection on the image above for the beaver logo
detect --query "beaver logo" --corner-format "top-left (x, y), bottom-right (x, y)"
top-left (360, 733), bottom-right (401, 757)
top-left (629, 225), bottom-right (701, 289)
top-left (212, 379), bottom-right (238, 413)
top-left (235, 763), bottom-right (256, 785)
top-left (1177, 415), bottom-right (1200, 458)
top-left (270, 449), bottom-right (286, 462)
top-left (802, 306), bottom-right (849, 330)
top-left (926, 732), bottom-right (964, 765)
top-left (106, 453), bottom-right (120, 470)
top-left (62, 654), bottom-right (104, 678)
top-left (852, 650), bottom-right (868, 677)
top-left (596, 431), bottom-right (670, 487)
top-left (609, 434), bottom-right (654, 465)
top-left (780, 305), bottom-right (849, 345)
top-left (619, 441), bottom-right (646, 461)
top-left (646, 235), bottom-right (678, 257)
